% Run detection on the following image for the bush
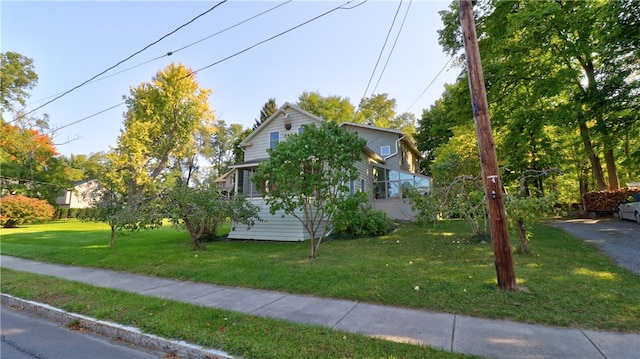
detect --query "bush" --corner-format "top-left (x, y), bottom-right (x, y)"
top-left (0, 195), bottom-right (55, 228)
top-left (332, 193), bottom-right (394, 237)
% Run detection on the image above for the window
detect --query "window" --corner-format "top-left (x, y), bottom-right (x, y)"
top-left (373, 166), bottom-right (431, 199)
top-left (380, 145), bottom-right (391, 157)
top-left (269, 131), bottom-right (280, 149)
top-left (297, 127), bottom-right (305, 135)
top-left (360, 179), bottom-right (365, 192)
top-left (349, 180), bottom-right (355, 195)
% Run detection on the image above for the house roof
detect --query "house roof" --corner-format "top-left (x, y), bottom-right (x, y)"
top-left (239, 102), bottom-right (325, 148)
top-left (340, 122), bottom-right (423, 160)
top-left (213, 169), bottom-right (234, 183)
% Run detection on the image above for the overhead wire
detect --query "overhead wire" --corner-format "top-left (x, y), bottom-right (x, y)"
top-left (49, 0), bottom-right (362, 134)
top-left (356, 0), bottom-right (403, 111)
top-left (188, 0), bottom-right (358, 77)
top-left (404, 54), bottom-right (455, 113)
top-left (12, 0), bottom-right (228, 123)
top-left (371, 0), bottom-right (413, 94)
top-left (26, 1), bottom-right (293, 107)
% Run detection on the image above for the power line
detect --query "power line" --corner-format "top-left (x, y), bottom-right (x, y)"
top-left (189, 0), bottom-right (358, 76)
top-left (12, 0), bottom-right (228, 123)
top-left (50, 1), bottom-right (362, 134)
top-left (26, 0), bottom-right (294, 107)
top-left (404, 55), bottom-right (455, 113)
top-left (371, 0), bottom-right (413, 94)
top-left (357, 0), bottom-right (404, 107)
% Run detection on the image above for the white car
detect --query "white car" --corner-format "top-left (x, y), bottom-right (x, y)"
top-left (618, 193), bottom-right (640, 224)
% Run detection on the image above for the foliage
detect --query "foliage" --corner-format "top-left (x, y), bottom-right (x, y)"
top-left (112, 62), bottom-right (215, 201)
top-left (297, 91), bottom-right (357, 123)
top-left (253, 97), bottom-right (278, 130)
top-left (504, 193), bottom-right (556, 254)
top-left (208, 120), bottom-right (245, 179)
top-left (357, 93), bottom-right (416, 137)
top-left (331, 192), bottom-right (393, 237)
top-left (162, 185), bottom-right (260, 249)
top-left (437, 0), bottom-right (640, 193)
top-left (0, 119), bottom-right (72, 203)
top-left (0, 52), bottom-right (38, 114)
top-left (252, 121), bottom-right (366, 258)
top-left (0, 195), bottom-right (54, 227)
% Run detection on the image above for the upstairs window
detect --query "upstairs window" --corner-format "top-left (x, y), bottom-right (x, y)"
top-left (270, 131), bottom-right (280, 149)
top-left (380, 145), bottom-right (391, 157)
top-left (297, 127), bottom-right (305, 135)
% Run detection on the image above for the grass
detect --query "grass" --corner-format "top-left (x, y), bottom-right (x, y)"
top-left (1, 219), bottom-right (639, 333)
top-left (1, 269), bottom-right (475, 359)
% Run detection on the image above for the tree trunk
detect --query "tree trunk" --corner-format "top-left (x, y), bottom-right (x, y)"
top-left (109, 227), bottom-right (116, 250)
top-left (517, 218), bottom-right (528, 254)
top-left (603, 148), bottom-right (619, 190)
top-left (579, 123), bottom-right (607, 190)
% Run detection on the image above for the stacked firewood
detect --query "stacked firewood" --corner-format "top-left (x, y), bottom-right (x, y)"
top-left (582, 188), bottom-right (640, 213)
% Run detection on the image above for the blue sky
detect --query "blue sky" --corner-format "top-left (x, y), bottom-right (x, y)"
top-left (2, 0), bottom-right (461, 157)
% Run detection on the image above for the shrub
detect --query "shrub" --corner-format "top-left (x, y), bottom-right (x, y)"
top-left (332, 193), bottom-right (394, 237)
top-left (0, 195), bottom-right (55, 228)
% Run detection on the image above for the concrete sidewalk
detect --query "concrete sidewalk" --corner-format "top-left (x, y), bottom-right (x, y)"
top-left (2, 255), bottom-right (638, 359)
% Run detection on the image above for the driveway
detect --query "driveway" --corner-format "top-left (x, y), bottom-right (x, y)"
top-left (552, 218), bottom-right (640, 275)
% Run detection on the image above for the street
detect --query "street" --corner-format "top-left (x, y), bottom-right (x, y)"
top-left (1, 306), bottom-right (160, 359)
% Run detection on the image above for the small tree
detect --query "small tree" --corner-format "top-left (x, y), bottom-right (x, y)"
top-left (0, 195), bottom-right (54, 228)
top-left (162, 185), bottom-right (260, 249)
top-left (505, 168), bottom-right (561, 254)
top-left (253, 121), bottom-right (366, 258)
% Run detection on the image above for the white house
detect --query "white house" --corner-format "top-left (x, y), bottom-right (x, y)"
top-left (227, 103), bottom-right (431, 241)
top-left (55, 179), bottom-right (100, 209)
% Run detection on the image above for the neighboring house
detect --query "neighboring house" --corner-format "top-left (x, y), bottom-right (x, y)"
top-left (214, 170), bottom-right (235, 198)
top-left (55, 179), bottom-right (99, 208)
top-left (227, 103), bottom-right (431, 241)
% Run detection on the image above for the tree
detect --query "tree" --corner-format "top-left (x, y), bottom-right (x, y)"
top-left (0, 195), bottom-right (54, 228)
top-left (438, 0), bottom-right (640, 191)
top-left (0, 119), bottom-right (71, 202)
top-left (209, 120), bottom-right (246, 178)
top-left (253, 98), bottom-right (278, 130)
top-left (0, 52), bottom-right (38, 115)
top-left (297, 91), bottom-right (358, 124)
top-left (113, 62), bottom-right (216, 202)
top-left (162, 185), bottom-right (260, 249)
top-left (252, 121), bottom-right (366, 258)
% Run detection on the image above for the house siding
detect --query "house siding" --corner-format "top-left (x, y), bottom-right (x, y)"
top-left (243, 110), bottom-right (318, 161)
top-left (228, 198), bottom-right (308, 241)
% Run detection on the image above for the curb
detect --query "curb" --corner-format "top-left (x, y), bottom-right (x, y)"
top-left (1, 294), bottom-right (234, 359)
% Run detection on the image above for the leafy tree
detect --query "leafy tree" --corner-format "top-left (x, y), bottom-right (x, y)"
top-left (253, 98), bottom-right (278, 130)
top-left (438, 0), bottom-right (640, 191)
top-left (0, 195), bottom-right (54, 228)
top-left (0, 119), bottom-right (71, 202)
top-left (358, 93), bottom-right (416, 137)
top-left (112, 62), bottom-right (216, 202)
top-left (162, 184), bottom-right (260, 249)
top-left (297, 91), bottom-right (358, 124)
top-left (252, 121), bottom-right (366, 258)
top-left (210, 120), bottom-right (246, 177)
top-left (0, 52), bottom-right (38, 115)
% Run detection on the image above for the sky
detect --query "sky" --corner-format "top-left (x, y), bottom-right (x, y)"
top-left (2, 0), bottom-right (462, 157)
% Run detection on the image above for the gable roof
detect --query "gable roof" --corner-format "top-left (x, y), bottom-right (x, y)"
top-left (340, 122), bottom-right (422, 159)
top-left (239, 102), bottom-right (325, 148)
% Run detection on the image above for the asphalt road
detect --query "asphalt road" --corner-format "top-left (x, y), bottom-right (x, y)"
top-left (0, 306), bottom-right (160, 359)
top-left (552, 217), bottom-right (640, 275)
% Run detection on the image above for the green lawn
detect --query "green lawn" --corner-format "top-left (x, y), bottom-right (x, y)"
top-left (1, 219), bottom-right (639, 333)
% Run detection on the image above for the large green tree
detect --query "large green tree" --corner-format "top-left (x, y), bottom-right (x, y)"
top-left (437, 0), bottom-right (639, 192)
top-left (252, 121), bottom-right (366, 258)
top-left (111, 62), bottom-right (216, 201)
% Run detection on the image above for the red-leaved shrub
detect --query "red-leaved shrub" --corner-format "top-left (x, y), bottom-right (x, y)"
top-left (0, 195), bottom-right (55, 228)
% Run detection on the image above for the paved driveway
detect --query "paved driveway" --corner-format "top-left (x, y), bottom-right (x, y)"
top-left (552, 218), bottom-right (640, 275)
